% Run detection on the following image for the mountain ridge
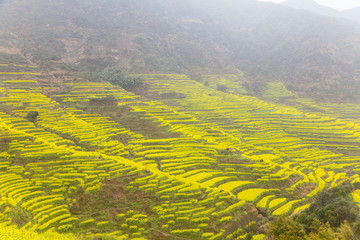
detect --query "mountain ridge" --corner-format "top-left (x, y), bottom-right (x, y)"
top-left (281, 0), bottom-right (360, 24)
top-left (282, 0), bottom-right (340, 17)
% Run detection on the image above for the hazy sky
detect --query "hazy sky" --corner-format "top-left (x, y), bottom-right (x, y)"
top-left (257, 0), bottom-right (360, 10)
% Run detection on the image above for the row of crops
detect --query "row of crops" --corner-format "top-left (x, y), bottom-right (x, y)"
top-left (55, 74), bottom-right (360, 214)
top-left (135, 74), bottom-right (360, 210)
top-left (0, 67), bottom-right (267, 239)
top-left (2, 62), bottom-right (360, 239)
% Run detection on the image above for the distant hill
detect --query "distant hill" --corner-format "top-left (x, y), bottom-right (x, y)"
top-left (281, 0), bottom-right (360, 24)
top-left (342, 7), bottom-right (360, 23)
top-left (282, 0), bottom-right (340, 17)
top-left (1, 0), bottom-right (360, 101)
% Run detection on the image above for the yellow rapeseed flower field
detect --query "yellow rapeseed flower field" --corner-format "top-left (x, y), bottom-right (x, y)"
top-left (0, 223), bottom-right (79, 240)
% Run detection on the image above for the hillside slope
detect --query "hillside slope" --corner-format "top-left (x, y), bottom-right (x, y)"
top-left (2, 54), bottom-right (360, 238)
top-left (1, 0), bottom-right (360, 101)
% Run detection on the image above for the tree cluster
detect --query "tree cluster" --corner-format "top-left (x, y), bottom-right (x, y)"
top-left (270, 182), bottom-right (360, 240)
top-left (26, 111), bottom-right (39, 123)
top-left (87, 69), bottom-right (143, 90)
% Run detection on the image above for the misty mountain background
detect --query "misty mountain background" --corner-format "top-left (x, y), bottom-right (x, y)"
top-left (282, 0), bottom-right (360, 23)
top-left (1, 0), bottom-right (360, 101)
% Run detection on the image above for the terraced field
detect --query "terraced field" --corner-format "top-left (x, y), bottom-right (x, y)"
top-left (2, 63), bottom-right (360, 239)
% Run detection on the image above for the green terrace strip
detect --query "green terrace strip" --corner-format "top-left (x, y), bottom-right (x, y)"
top-left (0, 72), bottom-right (40, 75)
top-left (0, 64), bottom-right (37, 68)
